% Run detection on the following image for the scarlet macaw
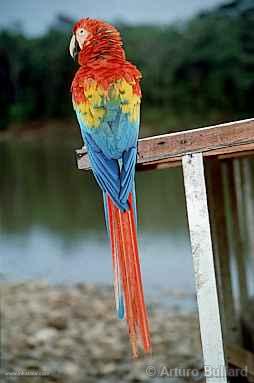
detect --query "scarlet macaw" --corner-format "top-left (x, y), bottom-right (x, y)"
top-left (69, 18), bottom-right (151, 357)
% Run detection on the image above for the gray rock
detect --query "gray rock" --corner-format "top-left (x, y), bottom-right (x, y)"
top-left (28, 327), bottom-right (58, 346)
top-left (47, 315), bottom-right (68, 330)
top-left (2, 281), bottom-right (203, 383)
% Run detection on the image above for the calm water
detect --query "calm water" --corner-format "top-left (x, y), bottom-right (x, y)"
top-left (1, 123), bottom-right (253, 381)
top-left (1, 124), bottom-right (254, 310)
top-left (10, 124), bottom-right (254, 311)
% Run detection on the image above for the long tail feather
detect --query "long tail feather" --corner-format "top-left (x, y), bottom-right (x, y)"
top-left (128, 193), bottom-right (151, 352)
top-left (105, 192), bottom-right (152, 357)
top-left (107, 194), bottom-right (125, 320)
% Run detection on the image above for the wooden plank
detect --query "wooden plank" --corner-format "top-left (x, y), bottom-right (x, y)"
top-left (226, 160), bottom-right (249, 312)
top-left (182, 153), bottom-right (227, 383)
top-left (234, 160), bottom-right (247, 246)
top-left (242, 158), bottom-right (254, 257)
top-left (206, 159), bottom-right (240, 345)
top-left (226, 344), bottom-right (254, 378)
top-left (139, 118), bottom-right (254, 163)
top-left (76, 140), bottom-right (254, 171)
top-left (76, 118), bottom-right (254, 170)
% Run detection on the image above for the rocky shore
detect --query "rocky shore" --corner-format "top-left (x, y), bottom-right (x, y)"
top-left (1, 282), bottom-right (203, 383)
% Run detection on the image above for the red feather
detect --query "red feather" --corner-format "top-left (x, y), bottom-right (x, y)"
top-left (71, 19), bottom-right (141, 105)
top-left (107, 194), bottom-right (152, 357)
top-left (71, 18), bottom-right (151, 356)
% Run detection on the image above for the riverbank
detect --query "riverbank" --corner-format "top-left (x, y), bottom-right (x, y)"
top-left (1, 281), bottom-right (203, 383)
top-left (0, 108), bottom-right (230, 144)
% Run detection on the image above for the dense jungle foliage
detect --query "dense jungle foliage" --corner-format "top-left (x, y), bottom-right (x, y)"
top-left (0, 0), bottom-right (253, 130)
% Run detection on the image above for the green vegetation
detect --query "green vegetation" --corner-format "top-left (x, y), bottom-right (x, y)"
top-left (0, 0), bottom-right (253, 130)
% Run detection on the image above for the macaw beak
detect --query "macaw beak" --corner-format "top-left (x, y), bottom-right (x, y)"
top-left (69, 34), bottom-right (80, 61)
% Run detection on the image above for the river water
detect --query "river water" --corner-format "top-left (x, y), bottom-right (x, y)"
top-left (1, 123), bottom-right (252, 310)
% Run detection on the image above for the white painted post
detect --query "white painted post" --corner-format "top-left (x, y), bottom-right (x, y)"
top-left (182, 153), bottom-right (228, 383)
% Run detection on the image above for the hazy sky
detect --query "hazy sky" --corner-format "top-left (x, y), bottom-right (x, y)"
top-left (1, 0), bottom-right (228, 35)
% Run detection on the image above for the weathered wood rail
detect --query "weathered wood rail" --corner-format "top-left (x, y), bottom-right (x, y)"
top-left (76, 117), bottom-right (254, 383)
top-left (76, 118), bottom-right (254, 170)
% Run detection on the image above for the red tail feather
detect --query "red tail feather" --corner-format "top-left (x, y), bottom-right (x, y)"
top-left (107, 193), bottom-right (152, 357)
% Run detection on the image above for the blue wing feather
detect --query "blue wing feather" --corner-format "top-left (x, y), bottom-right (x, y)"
top-left (83, 131), bottom-right (128, 210)
top-left (119, 147), bottom-right (137, 203)
top-left (75, 94), bottom-right (139, 211)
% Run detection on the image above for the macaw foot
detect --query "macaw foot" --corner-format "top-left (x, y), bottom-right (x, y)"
top-left (75, 146), bottom-right (87, 159)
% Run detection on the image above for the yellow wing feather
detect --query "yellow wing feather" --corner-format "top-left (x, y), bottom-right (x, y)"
top-left (74, 79), bottom-right (141, 128)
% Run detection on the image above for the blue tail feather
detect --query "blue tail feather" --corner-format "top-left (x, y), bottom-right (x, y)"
top-left (103, 192), bottom-right (125, 320)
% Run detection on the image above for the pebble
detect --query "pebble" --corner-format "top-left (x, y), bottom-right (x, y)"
top-left (2, 281), bottom-right (204, 383)
top-left (26, 328), bottom-right (58, 349)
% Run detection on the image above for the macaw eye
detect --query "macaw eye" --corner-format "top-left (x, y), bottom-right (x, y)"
top-left (78, 28), bottom-right (86, 35)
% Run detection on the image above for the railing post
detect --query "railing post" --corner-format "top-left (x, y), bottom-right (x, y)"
top-left (182, 153), bottom-right (228, 383)
top-left (206, 158), bottom-right (241, 345)
top-left (226, 160), bottom-right (249, 312)
top-left (242, 158), bottom-right (254, 256)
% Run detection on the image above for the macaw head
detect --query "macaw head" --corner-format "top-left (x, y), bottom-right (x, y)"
top-left (69, 18), bottom-right (125, 64)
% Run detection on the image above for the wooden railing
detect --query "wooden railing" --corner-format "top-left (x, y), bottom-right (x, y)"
top-left (75, 118), bottom-right (254, 383)
top-left (76, 118), bottom-right (254, 170)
